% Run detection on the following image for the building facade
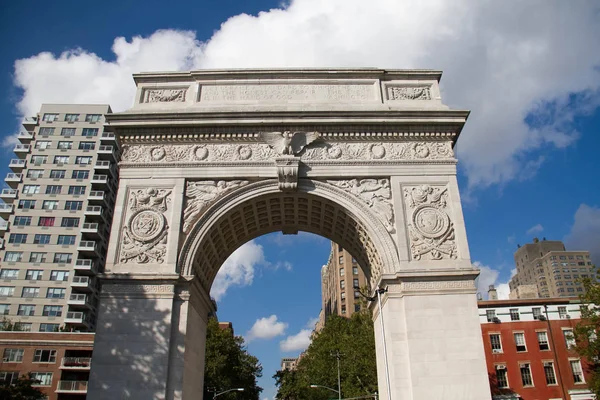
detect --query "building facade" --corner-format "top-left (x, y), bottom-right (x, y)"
top-left (0, 331), bottom-right (93, 399)
top-left (509, 238), bottom-right (594, 299)
top-left (479, 298), bottom-right (595, 400)
top-left (0, 104), bottom-right (117, 332)
top-left (320, 242), bottom-right (368, 319)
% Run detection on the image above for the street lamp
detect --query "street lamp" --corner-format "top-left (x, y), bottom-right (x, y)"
top-left (354, 286), bottom-right (391, 400)
top-left (212, 388), bottom-right (244, 399)
top-left (310, 384), bottom-right (340, 399)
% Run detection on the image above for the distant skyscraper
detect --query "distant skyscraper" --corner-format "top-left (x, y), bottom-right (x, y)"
top-left (0, 104), bottom-right (117, 332)
top-left (509, 238), bottom-right (594, 299)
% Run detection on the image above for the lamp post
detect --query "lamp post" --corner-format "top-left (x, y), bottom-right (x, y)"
top-left (354, 286), bottom-right (391, 400)
top-left (212, 388), bottom-right (244, 399)
top-left (310, 384), bottom-right (340, 399)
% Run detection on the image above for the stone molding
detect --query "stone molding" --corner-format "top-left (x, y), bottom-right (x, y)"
top-left (143, 88), bottom-right (188, 103)
top-left (102, 284), bottom-right (175, 294)
top-left (386, 86), bottom-right (431, 101)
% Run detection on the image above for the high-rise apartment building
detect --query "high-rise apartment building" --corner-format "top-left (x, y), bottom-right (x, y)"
top-left (509, 238), bottom-right (594, 299)
top-left (0, 104), bottom-right (117, 333)
top-left (321, 242), bottom-right (368, 318)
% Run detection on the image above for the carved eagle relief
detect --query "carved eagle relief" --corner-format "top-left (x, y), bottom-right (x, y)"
top-left (259, 131), bottom-right (320, 155)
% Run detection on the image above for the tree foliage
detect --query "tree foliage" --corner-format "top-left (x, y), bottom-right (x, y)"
top-left (274, 311), bottom-right (377, 400)
top-left (0, 375), bottom-right (46, 400)
top-left (574, 274), bottom-right (600, 396)
top-left (204, 317), bottom-right (263, 400)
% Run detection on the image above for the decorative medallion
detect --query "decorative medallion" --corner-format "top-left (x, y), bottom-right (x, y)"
top-left (128, 209), bottom-right (166, 242)
top-left (237, 145), bottom-right (253, 160)
top-left (151, 147), bottom-right (166, 161)
top-left (193, 145), bottom-right (209, 160)
top-left (369, 143), bottom-right (386, 159)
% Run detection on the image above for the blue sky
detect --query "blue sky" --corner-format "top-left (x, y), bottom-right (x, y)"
top-left (1, 1), bottom-right (600, 399)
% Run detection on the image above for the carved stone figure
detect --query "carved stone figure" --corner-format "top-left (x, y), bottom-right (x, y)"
top-left (328, 179), bottom-right (395, 233)
top-left (275, 157), bottom-right (300, 191)
top-left (120, 188), bottom-right (172, 264)
top-left (404, 185), bottom-right (457, 260)
top-left (259, 131), bottom-right (320, 155)
top-left (145, 89), bottom-right (187, 103)
top-left (183, 180), bottom-right (249, 234)
top-left (387, 86), bottom-right (431, 100)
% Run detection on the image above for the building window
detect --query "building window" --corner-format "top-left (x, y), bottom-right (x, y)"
top-left (27, 169), bottom-right (44, 178)
top-left (61, 217), bottom-right (80, 228)
top-left (78, 141), bottom-right (96, 150)
top-left (17, 304), bottom-right (35, 316)
top-left (532, 307), bottom-right (542, 320)
top-left (38, 217), bottom-right (55, 227)
top-left (75, 156), bottom-right (93, 165)
top-left (30, 155), bottom-right (47, 165)
top-left (8, 233), bottom-right (28, 244)
top-left (570, 359), bottom-right (585, 383)
top-left (4, 252), bottom-right (23, 262)
top-left (353, 278), bottom-right (359, 288)
top-left (46, 288), bottom-right (65, 299)
top-left (354, 304), bottom-right (361, 312)
top-left (537, 331), bottom-right (550, 350)
top-left (17, 199), bottom-right (36, 209)
top-left (0, 304), bottom-right (10, 315)
top-left (82, 128), bottom-right (98, 137)
top-left (510, 309), bottom-right (520, 321)
top-left (514, 332), bottom-right (527, 352)
top-left (45, 185), bottom-right (62, 194)
top-left (14, 323), bottom-right (31, 332)
top-left (520, 363), bottom-right (533, 386)
top-left (0, 287), bottom-right (15, 297)
top-left (53, 253), bottom-right (72, 264)
top-left (495, 366), bottom-right (508, 388)
top-left (68, 186), bottom-right (86, 195)
top-left (21, 287), bottom-right (39, 298)
top-left (558, 306), bottom-right (568, 319)
top-left (71, 170), bottom-right (89, 180)
top-left (33, 349), bottom-right (57, 363)
top-left (39, 323), bottom-right (59, 333)
top-left (42, 305), bottom-right (62, 317)
top-left (57, 141), bottom-right (72, 149)
top-left (33, 234), bottom-right (51, 244)
top-left (0, 371), bottom-right (19, 385)
top-left (85, 114), bottom-right (102, 122)
top-left (57, 235), bottom-right (76, 245)
top-left (64, 201), bottom-right (83, 211)
top-left (39, 127), bottom-right (55, 135)
top-left (339, 256), bottom-right (344, 264)
top-left (60, 128), bottom-right (75, 137)
top-left (23, 185), bottom-right (40, 194)
top-left (53, 155), bottom-right (69, 164)
top-left (13, 216), bottom-right (31, 226)
top-left (49, 170), bottom-right (65, 179)
top-left (50, 271), bottom-right (69, 282)
top-left (30, 372), bottom-right (52, 386)
top-left (26, 269), bottom-right (44, 280)
top-left (339, 268), bottom-right (344, 276)
top-left (42, 200), bottom-right (59, 210)
top-left (341, 292), bottom-right (346, 301)
top-left (42, 113), bottom-right (58, 122)
top-left (354, 290), bottom-right (360, 299)
top-left (2, 348), bottom-right (24, 362)
top-left (486, 310), bottom-right (496, 322)
top-left (490, 334), bottom-right (502, 353)
top-left (340, 280), bottom-right (345, 289)
top-left (341, 305), bottom-right (346, 314)
top-left (64, 113), bottom-right (79, 122)
top-left (353, 266), bottom-right (358, 275)
top-left (544, 362), bottom-right (557, 385)
top-left (0, 269), bottom-right (19, 279)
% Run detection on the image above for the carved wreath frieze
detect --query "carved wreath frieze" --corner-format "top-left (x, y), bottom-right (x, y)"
top-left (403, 184), bottom-right (457, 261)
top-left (183, 180), bottom-right (249, 234)
top-left (143, 88), bottom-right (187, 103)
top-left (102, 284), bottom-right (174, 294)
top-left (327, 179), bottom-right (395, 233)
top-left (387, 86), bottom-right (431, 100)
top-left (120, 188), bottom-right (172, 264)
top-left (121, 141), bottom-right (453, 164)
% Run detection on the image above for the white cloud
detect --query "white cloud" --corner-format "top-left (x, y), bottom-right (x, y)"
top-left (526, 224), bottom-right (544, 235)
top-left (306, 317), bottom-right (319, 329)
top-left (565, 204), bottom-right (600, 264)
top-left (280, 329), bottom-right (312, 353)
top-left (474, 262), bottom-right (516, 300)
top-left (210, 241), bottom-right (265, 300)
top-left (246, 315), bottom-right (288, 342)
top-left (10, 2), bottom-right (600, 186)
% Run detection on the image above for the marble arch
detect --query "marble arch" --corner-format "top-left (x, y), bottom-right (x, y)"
top-left (88, 69), bottom-right (492, 400)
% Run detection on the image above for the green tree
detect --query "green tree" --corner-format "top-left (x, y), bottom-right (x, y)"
top-left (0, 375), bottom-right (46, 400)
top-left (204, 317), bottom-right (263, 400)
top-left (274, 311), bottom-right (377, 400)
top-left (0, 317), bottom-right (24, 331)
top-left (574, 274), bottom-right (600, 396)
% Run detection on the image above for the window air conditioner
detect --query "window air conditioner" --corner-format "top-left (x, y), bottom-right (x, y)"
top-left (496, 365), bottom-right (506, 370)
top-left (492, 349), bottom-right (502, 354)
top-left (538, 315), bottom-right (547, 321)
top-left (493, 317), bottom-right (501, 323)
top-left (543, 362), bottom-right (553, 367)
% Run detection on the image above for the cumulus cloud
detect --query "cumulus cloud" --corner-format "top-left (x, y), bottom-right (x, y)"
top-left (280, 329), bottom-right (312, 353)
top-left (210, 241), bottom-right (265, 300)
top-left (10, 2), bottom-right (600, 186)
top-left (526, 224), bottom-right (544, 235)
top-left (565, 204), bottom-right (600, 263)
top-left (246, 315), bottom-right (288, 342)
top-left (474, 261), bottom-right (515, 300)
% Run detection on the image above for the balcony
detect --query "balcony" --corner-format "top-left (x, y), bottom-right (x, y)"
top-left (91, 174), bottom-right (108, 187)
top-left (9, 159), bottom-right (26, 171)
top-left (0, 204), bottom-right (13, 217)
top-left (77, 240), bottom-right (97, 252)
top-left (97, 145), bottom-right (116, 161)
top-left (71, 276), bottom-right (94, 291)
top-left (84, 205), bottom-right (103, 216)
top-left (64, 311), bottom-right (92, 328)
top-left (5, 173), bottom-right (23, 188)
top-left (60, 357), bottom-right (92, 370)
top-left (0, 189), bottom-right (17, 202)
top-left (67, 293), bottom-right (93, 309)
top-left (87, 190), bottom-right (106, 204)
top-left (74, 259), bottom-right (97, 275)
top-left (100, 132), bottom-right (116, 143)
top-left (0, 238), bottom-right (4, 249)
top-left (55, 380), bottom-right (88, 394)
top-left (0, 220), bottom-right (7, 234)
top-left (17, 131), bottom-right (34, 142)
top-left (21, 116), bottom-right (37, 130)
top-left (13, 144), bottom-right (31, 158)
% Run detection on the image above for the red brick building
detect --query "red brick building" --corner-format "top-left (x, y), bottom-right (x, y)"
top-left (479, 298), bottom-right (596, 400)
top-left (0, 331), bottom-right (93, 399)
